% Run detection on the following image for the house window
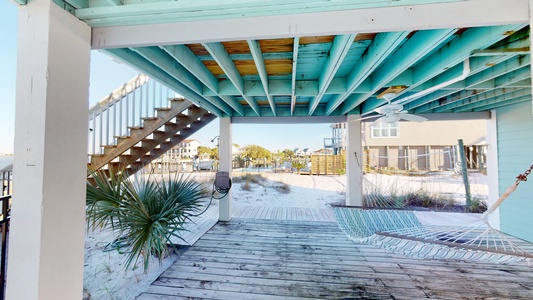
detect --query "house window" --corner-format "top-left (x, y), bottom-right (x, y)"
top-left (371, 123), bottom-right (398, 138)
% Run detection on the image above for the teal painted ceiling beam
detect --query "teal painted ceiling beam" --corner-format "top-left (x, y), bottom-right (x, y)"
top-left (105, 0), bottom-right (123, 6)
top-left (247, 40), bottom-right (276, 116)
top-left (201, 77), bottom-right (367, 97)
top-left (455, 89), bottom-right (531, 112)
top-left (104, 48), bottom-right (223, 117)
top-left (360, 24), bottom-right (527, 115)
top-left (131, 46), bottom-right (236, 116)
top-left (338, 29), bottom-right (455, 115)
top-left (415, 55), bottom-right (531, 113)
top-left (76, 0), bottom-right (464, 26)
top-left (403, 55), bottom-right (514, 112)
top-left (424, 88), bottom-right (523, 114)
top-left (64, 0), bottom-right (88, 9)
top-left (337, 31), bottom-right (409, 115)
top-left (433, 66), bottom-right (532, 113)
top-left (203, 42), bottom-right (260, 116)
top-left (161, 45), bottom-right (245, 116)
top-left (408, 25), bottom-right (526, 91)
top-left (472, 95), bottom-right (531, 112)
top-left (197, 53), bottom-right (293, 62)
top-left (291, 37), bottom-right (300, 116)
top-left (308, 34), bottom-right (356, 116)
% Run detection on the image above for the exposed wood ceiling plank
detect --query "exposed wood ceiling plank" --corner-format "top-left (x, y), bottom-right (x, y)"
top-left (161, 45), bottom-right (245, 116)
top-left (91, 0), bottom-right (528, 48)
top-left (203, 42), bottom-right (261, 116)
top-left (291, 37), bottom-right (300, 116)
top-left (132, 46), bottom-right (235, 116)
top-left (331, 29), bottom-right (455, 115)
top-left (334, 31), bottom-right (409, 115)
top-left (308, 34), bottom-right (356, 116)
top-left (247, 40), bottom-right (276, 116)
top-left (103, 48), bottom-right (223, 117)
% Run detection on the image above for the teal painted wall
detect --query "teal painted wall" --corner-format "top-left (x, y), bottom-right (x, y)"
top-left (497, 101), bottom-right (533, 243)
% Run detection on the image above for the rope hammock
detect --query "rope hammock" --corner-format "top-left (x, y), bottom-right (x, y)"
top-left (333, 166), bottom-right (533, 263)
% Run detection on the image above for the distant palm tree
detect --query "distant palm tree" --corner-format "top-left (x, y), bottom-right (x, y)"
top-left (86, 169), bottom-right (207, 272)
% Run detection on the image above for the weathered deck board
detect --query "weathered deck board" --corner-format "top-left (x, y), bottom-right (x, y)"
top-left (139, 218), bottom-right (533, 299)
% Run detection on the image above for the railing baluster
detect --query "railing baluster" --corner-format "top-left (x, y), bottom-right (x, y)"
top-left (146, 80), bottom-right (150, 117)
top-left (105, 101), bottom-right (110, 146)
top-left (91, 109), bottom-right (96, 155)
top-left (99, 105), bottom-right (103, 153)
top-left (112, 96), bottom-right (117, 142)
top-left (159, 82), bottom-right (163, 108)
top-left (126, 91), bottom-right (130, 131)
top-left (118, 90), bottom-right (123, 137)
top-left (132, 88), bottom-right (136, 128)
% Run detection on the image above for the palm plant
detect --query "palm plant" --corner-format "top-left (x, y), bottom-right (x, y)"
top-left (86, 169), bottom-right (207, 272)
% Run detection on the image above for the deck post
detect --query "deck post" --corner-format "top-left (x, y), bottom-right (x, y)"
top-left (6, 2), bottom-right (91, 299)
top-left (346, 115), bottom-right (363, 206)
top-left (486, 111), bottom-right (500, 229)
top-left (219, 117), bottom-right (233, 221)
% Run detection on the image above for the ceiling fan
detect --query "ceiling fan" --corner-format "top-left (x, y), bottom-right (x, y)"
top-left (364, 87), bottom-right (428, 124)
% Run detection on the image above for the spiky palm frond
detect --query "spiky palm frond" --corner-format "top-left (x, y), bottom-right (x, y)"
top-left (87, 170), bottom-right (207, 272)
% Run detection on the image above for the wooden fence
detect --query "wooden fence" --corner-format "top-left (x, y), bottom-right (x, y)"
top-left (310, 154), bottom-right (345, 175)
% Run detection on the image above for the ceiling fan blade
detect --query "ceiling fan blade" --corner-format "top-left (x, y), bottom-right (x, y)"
top-left (374, 103), bottom-right (404, 115)
top-left (398, 113), bottom-right (428, 122)
top-left (372, 114), bottom-right (401, 125)
top-left (353, 115), bottom-right (381, 122)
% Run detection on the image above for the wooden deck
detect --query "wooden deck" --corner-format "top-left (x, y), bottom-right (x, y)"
top-left (140, 217), bottom-right (533, 300)
top-left (174, 204), bottom-right (336, 245)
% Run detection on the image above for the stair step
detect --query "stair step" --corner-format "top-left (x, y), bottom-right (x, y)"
top-left (88, 97), bottom-right (214, 175)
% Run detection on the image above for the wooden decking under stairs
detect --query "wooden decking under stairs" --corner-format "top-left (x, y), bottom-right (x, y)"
top-left (88, 98), bottom-right (215, 175)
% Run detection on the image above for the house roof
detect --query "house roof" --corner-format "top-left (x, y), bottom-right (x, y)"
top-left (44, 1), bottom-right (532, 122)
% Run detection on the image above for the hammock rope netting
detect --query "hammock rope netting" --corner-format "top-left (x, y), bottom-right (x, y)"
top-left (333, 165), bottom-right (533, 263)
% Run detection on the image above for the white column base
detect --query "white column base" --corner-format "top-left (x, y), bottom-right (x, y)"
top-left (346, 115), bottom-right (363, 206)
top-left (218, 118), bottom-right (233, 221)
top-left (6, 2), bottom-right (91, 299)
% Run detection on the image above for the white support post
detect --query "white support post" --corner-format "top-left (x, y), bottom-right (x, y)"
top-left (218, 117), bottom-right (233, 221)
top-left (7, 2), bottom-right (91, 299)
top-left (531, 0), bottom-right (533, 114)
top-left (346, 115), bottom-right (363, 206)
top-left (486, 111), bottom-right (500, 229)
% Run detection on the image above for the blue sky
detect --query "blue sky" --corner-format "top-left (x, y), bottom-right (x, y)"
top-left (0, 1), bottom-right (333, 154)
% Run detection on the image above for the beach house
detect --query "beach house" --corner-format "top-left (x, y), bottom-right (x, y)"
top-left (5, 1), bottom-right (533, 298)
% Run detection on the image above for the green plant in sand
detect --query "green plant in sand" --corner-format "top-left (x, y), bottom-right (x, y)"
top-left (86, 169), bottom-right (206, 272)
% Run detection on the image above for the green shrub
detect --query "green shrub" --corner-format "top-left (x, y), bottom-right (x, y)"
top-left (86, 169), bottom-right (206, 272)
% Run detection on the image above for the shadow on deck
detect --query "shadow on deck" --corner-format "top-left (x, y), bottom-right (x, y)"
top-left (140, 213), bottom-right (533, 299)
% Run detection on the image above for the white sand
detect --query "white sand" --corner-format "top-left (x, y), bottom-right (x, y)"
top-left (83, 171), bottom-right (487, 299)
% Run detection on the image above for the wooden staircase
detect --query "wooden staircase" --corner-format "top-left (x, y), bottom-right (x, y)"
top-left (88, 94), bottom-right (215, 175)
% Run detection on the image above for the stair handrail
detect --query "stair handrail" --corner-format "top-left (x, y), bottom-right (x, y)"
top-left (88, 74), bottom-right (177, 155)
top-left (89, 74), bottom-right (148, 121)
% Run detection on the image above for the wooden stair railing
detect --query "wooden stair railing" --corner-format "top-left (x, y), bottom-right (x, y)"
top-left (88, 98), bottom-right (215, 175)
